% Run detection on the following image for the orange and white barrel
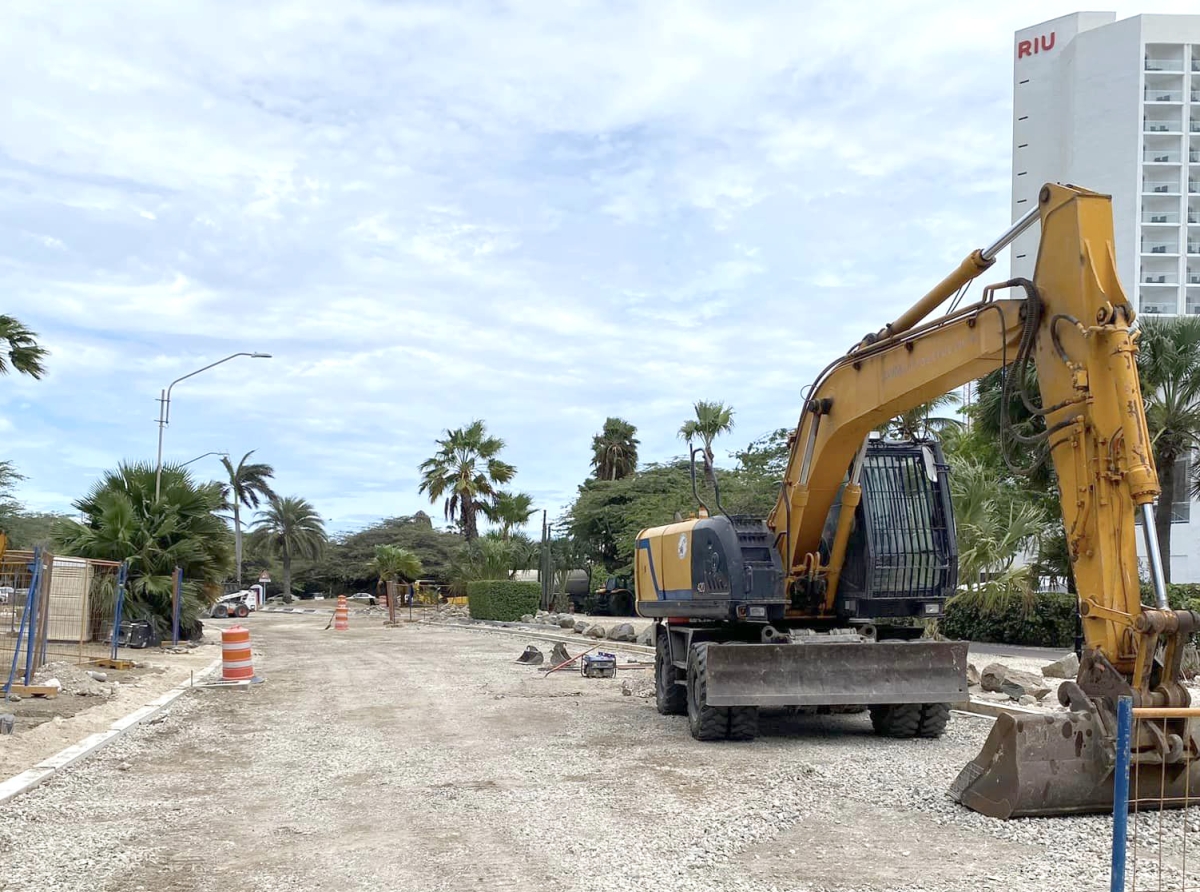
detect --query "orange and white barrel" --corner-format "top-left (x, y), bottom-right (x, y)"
top-left (221, 625), bottom-right (255, 682)
top-left (334, 596), bottom-right (349, 631)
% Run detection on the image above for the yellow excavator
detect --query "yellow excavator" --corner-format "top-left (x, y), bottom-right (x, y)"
top-left (636, 183), bottom-right (1200, 818)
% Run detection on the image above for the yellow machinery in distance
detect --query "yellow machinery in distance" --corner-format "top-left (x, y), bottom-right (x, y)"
top-left (636, 183), bottom-right (1199, 817)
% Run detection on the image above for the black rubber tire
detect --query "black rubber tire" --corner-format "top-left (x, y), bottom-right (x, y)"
top-left (235, 603), bottom-right (250, 618)
top-left (611, 592), bottom-right (635, 616)
top-left (656, 630), bottom-right (687, 716)
top-left (728, 706), bottom-right (759, 742)
top-left (687, 642), bottom-right (730, 741)
top-left (212, 604), bottom-right (228, 618)
top-left (869, 703), bottom-right (922, 738)
top-left (916, 703), bottom-right (951, 738)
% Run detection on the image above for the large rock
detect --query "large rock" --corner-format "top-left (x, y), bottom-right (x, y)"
top-left (610, 623), bottom-right (637, 642)
top-left (981, 663), bottom-right (1050, 701)
top-left (1183, 644), bottom-right (1200, 680)
top-left (967, 663), bottom-right (981, 687)
top-left (559, 617), bottom-right (577, 630)
top-left (574, 622), bottom-right (590, 635)
top-left (636, 625), bottom-right (654, 647)
top-left (1041, 652), bottom-right (1080, 679)
top-left (586, 625), bottom-right (608, 639)
top-left (520, 614), bottom-right (534, 624)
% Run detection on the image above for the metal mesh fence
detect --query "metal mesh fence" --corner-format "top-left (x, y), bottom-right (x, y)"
top-left (1112, 702), bottom-right (1200, 890)
top-left (1, 548), bottom-right (123, 687)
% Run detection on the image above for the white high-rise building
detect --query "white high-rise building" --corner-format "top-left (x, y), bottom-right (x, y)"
top-left (1011, 12), bottom-right (1200, 581)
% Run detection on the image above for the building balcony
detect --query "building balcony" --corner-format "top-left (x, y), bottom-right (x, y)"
top-left (1191, 181), bottom-right (1200, 193)
top-left (1190, 244), bottom-right (1200, 255)
top-left (1146, 58), bottom-right (1184, 72)
top-left (1144, 274), bottom-right (1179, 284)
top-left (1145, 122), bottom-right (1179, 133)
top-left (1194, 59), bottom-right (1200, 72)
top-left (1144, 244), bottom-right (1180, 254)
top-left (1188, 270), bottom-right (1200, 284)
top-left (1147, 89), bottom-right (1185, 102)
top-left (1192, 151), bottom-right (1200, 163)
top-left (1145, 181), bottom-right (1180, 193)
top-left (1191, 122), bottom-right (1200, 133)
top-left (1145, 212), bottom-right (1180, 223)
top-left (1141, 302), bottom-right (1177, 315)
top-left (1146, 151), bottom-right (1180, 163)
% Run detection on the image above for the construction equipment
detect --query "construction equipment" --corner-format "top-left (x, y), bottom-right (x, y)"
top-left (570, 574), bottom-right (636, 616)
top-left (581, 652), bottom-right (617, 678)
top-left (639, 183), bottom-right (1199, 818)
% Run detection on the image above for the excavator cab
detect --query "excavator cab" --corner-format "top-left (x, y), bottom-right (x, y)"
top-left (818, 437), bottom-right (958, 625)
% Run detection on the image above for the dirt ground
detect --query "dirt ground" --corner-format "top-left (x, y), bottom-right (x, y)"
top-left (7, 614), bottom-right (1196, 891)
top-left (0, 644), bottom-right (219, 777)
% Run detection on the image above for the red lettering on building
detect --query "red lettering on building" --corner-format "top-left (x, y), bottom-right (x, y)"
top-left (1017, 31), bottom-right (1055, 59)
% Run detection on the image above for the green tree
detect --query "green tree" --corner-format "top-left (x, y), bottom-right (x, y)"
top-left (0, 461), bottom-right (26, 524)
top-left (369, 544), bottom-right (423, 600)
top-left (590, 417), bottom-right (640, 480)
top-left (879, 394), bottom-right (963, 439)
top-left (0, 315), bottom-right (49, 379)
top-left (219, 450), bottom-right (276, 585)
top-left (1138, 316), bottom-right (1200, 584)
top-left (419, 420), bottom-right (515, 541)
top-left (55, 462), bottom-right (233, 635)
top-left (300, 513), bottom-right (461, 594)
top-left (733, 428), bottom-right (791, 480)
top-left (488, 491), bottom-right (535, 538)
top-left (447, 532), bottom-right (537, 594)
top-left (251, 496), bottom-right (327, 602)
top-left (679, 400), bottom-right (735, 484)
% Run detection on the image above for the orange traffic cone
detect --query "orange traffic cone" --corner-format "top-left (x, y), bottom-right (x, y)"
top-left (334, 595), bottom-right (349, 631)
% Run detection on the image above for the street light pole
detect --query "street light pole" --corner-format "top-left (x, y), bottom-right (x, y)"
top-left (179, 451), bottom-right (230, 468)
top-left (155, 353), bottom-right (271, 500)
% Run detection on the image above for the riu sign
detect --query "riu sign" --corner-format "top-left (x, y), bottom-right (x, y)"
top-left (1018, 32), bottom-right (1056, 59)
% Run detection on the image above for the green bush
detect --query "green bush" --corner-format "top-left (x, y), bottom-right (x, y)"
top-left (941, 591), bottom-right (1077, 648)
top-left (1141, 582), bottom-right (1200, 611)
top-left (466, 579), bottom-right (540, 622)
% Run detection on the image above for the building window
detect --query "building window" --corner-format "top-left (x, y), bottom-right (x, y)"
top-left (1172, 456), bottom-right (1192, 523)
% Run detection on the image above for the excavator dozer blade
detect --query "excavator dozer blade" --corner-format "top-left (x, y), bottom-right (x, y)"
top-left (949, 710), bottom-right (1200, 818)
top-left (704, 640), bottom-right (969, 708)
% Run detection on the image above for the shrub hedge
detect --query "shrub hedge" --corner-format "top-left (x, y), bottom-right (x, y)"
top-left (466, 580), bottom-right (540, 622)
top-left (940, 592), bottom-right (1077, 648)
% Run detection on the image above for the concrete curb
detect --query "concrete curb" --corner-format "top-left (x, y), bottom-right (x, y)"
top-left (0, 656), bottom-right (223, 806)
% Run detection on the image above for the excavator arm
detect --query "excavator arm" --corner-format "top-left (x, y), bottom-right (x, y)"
top-left (765, 183), bottom-right (1199, 817)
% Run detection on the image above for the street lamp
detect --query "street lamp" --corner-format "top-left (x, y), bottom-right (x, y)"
top-left (179, 451), bottom-right (230, 468)
top-left (155, 353), bottom-right (271, 500)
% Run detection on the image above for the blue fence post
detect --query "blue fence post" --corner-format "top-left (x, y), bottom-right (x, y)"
top-left (3, 555), bottom-right (37, 694)
top-left (110, 561), bottom-right (128, 662)
top-left (1111, 695), bottom-right (1134, 892)
top-left (22, 547), bottom-right (43, 686)
top-left (172, 566), bottom-right (182, 646)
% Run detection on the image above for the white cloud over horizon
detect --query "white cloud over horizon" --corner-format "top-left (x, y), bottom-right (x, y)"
top-left (4, 1), bottom-right (1194, 535)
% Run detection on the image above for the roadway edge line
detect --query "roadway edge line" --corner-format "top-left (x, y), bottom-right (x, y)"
top-left (0, 656), bottom-right (224, 806)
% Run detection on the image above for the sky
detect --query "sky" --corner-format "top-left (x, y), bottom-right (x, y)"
top-left (3, 0), bottom-right (1197, 536)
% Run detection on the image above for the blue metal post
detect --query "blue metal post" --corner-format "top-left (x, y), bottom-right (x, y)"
top-left (110, 562), bottom-right (128, 661)
top-left (23, 547), bottom-right (43, 686)
top-left (172, 566), bottom-right (182, 646)
top-left (3, 563), bottom-right (35, 694)
top-left (1111, 695), bottom-right (1134, 892)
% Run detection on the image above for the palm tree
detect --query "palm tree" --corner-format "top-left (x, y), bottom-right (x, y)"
top-left (369, 544), bottom-right (423, 603)
top-left (590, 417), bottom-right (639, 480)
top-left (488, 491), bottom-right (535, 538)
top-left (0, 315), bottom-right (49, 379)
top-left (251, 496), bottom-right (327, 602)
top-left (1138, 316), bottom-right (1200, 583)
top-left (220, 451), bottom-right (276, 585)
top-left (879, 394), bottom-right (963, 439)
top-left (419, 420), bottom-right (515, 541)
top-left (679, 400), bottom-right (735, 483)
top-left (55, 462), bottom-right (233, 634)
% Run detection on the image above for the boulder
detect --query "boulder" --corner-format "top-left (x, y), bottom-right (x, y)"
top-left (981, 663), bottom-right (1050, 701)
top-left (621, 680), bottom-right (633, 696)
top-left (610, 623), bottom-right (637, 642)
top-left (559, 617), bottom-right (577, 630)
top-left (587, 625), bottom-right (608, 639)
top-left (1018, 694), bottom-right (1038, 707)
top-left (521, 614), bottom-right (534, 624)
top-left (967, 663), bottom-right (981, 687)
top-left (636, 625), bottom-right (654, 647)
top-left (1041, 652), bottom-right (1080, 680)
top-left (574, 622), bottom-right (589, 635)
top-left (1184, 644), bottom-right (1200, 680)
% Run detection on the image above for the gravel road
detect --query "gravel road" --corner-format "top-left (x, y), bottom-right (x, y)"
top-left (2, 614), bottom-right (1197, 891)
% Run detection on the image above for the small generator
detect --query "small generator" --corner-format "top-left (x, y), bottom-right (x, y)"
top-left (580, 652), bottom-right (617, 678)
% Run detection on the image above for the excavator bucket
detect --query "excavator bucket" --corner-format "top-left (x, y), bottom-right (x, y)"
top-left (950, 709), bottom-right (1200, 818)
top-left (703, 640), bottom-right (969, 707)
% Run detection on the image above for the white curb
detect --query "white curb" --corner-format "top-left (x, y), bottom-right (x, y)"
top-left (0, 656), bottom-right (224, 806)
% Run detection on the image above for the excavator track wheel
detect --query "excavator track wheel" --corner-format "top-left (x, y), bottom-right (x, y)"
top-left (916, 703), bottom-right (950, 738)
top-left (728, 706), bottom-right (759, 742)
top-left (655, 631), bottom-right (686, 716)
top-left (686, 642), bottom-right (729, 741)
